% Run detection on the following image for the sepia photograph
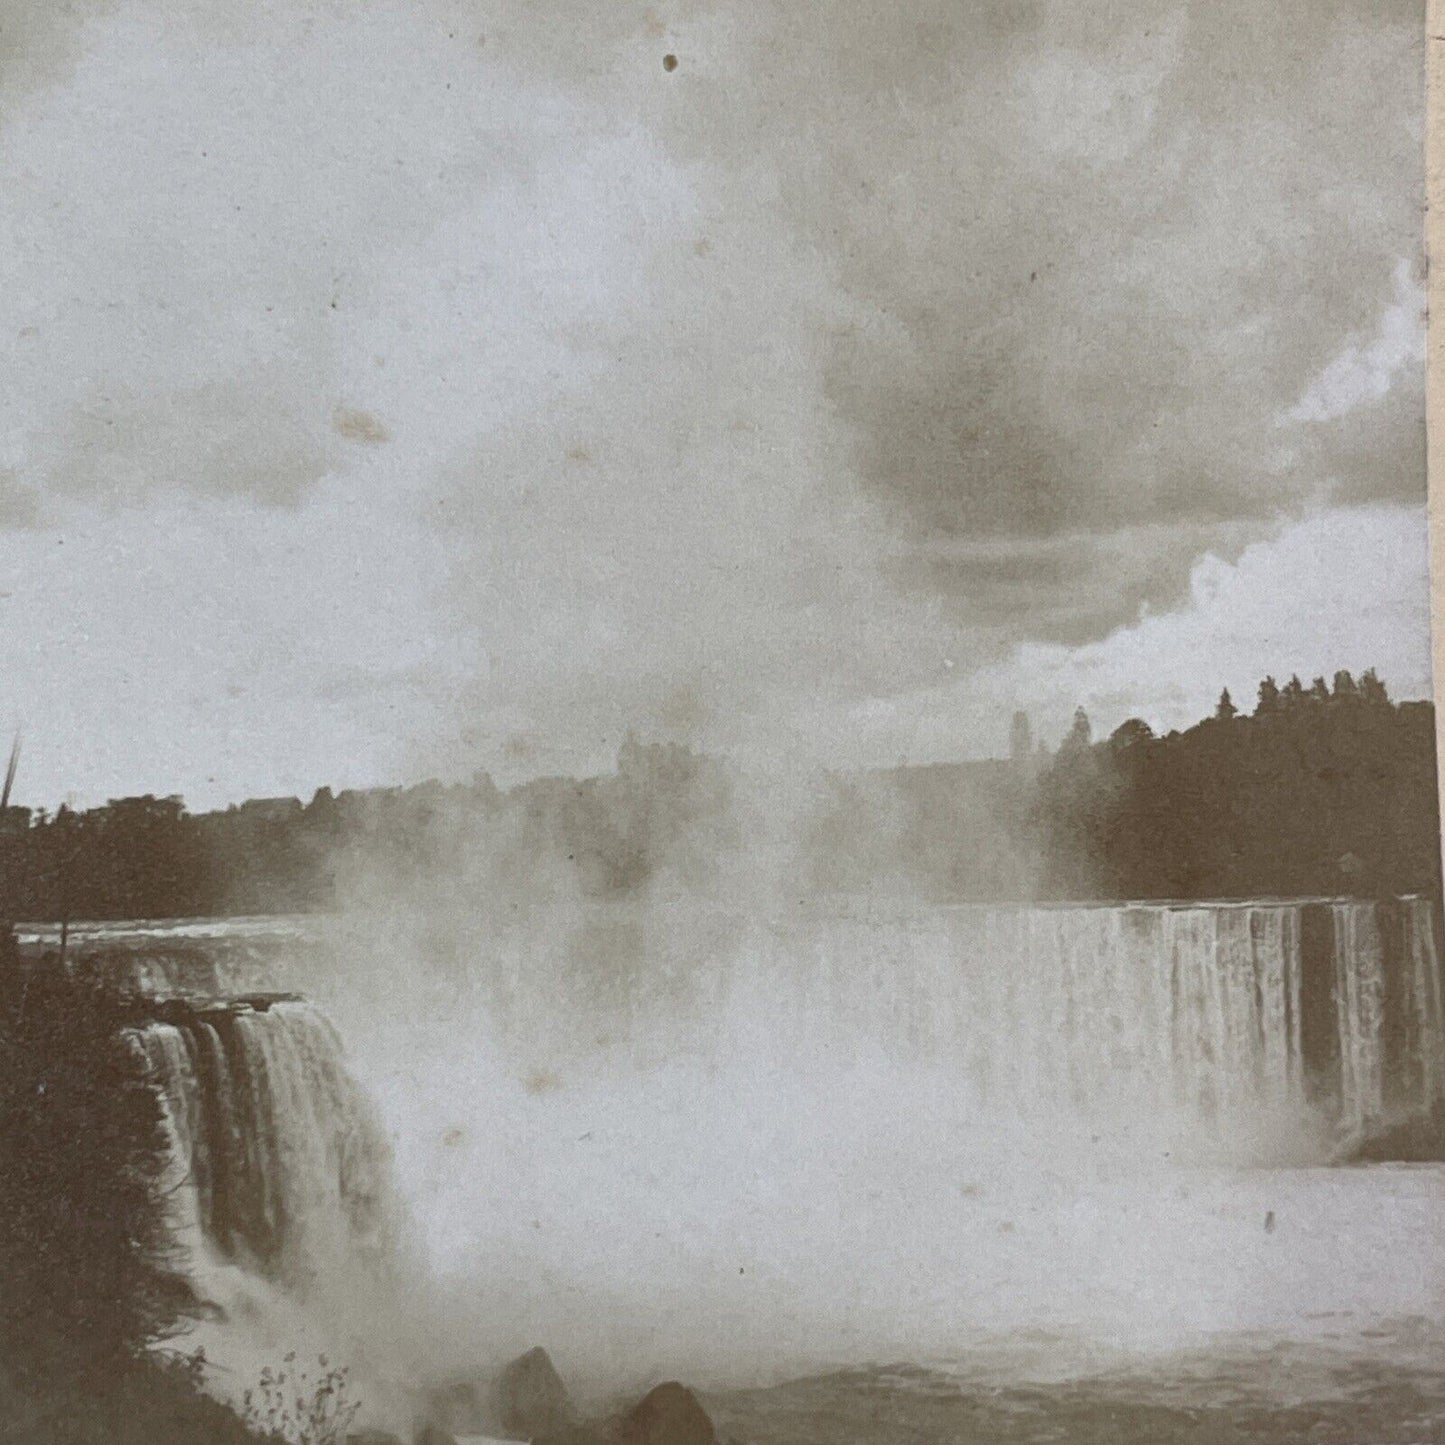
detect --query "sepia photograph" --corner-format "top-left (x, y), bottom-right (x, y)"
top-left (0, 1), bottom-right (1440, 1441)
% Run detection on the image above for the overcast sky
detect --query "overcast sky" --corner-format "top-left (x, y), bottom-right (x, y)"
top-left (0, 0), bottom-right (1428, 809)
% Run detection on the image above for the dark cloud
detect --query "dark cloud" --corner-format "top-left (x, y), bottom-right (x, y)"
top-left (44, 381), bottom-right (335, 509)
top-left (0, 2), bottom-right (117, 116)
top-left (455, 0), bottom-right (1424, 649)
top-left (645, 0), bottom-right (1425, 641)
top-left (883, 518), bottom-right (1262, 650)
top-left (2, 0), bottom-right (1423, 663)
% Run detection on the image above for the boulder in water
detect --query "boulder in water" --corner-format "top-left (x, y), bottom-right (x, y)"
top-left (1340, 1100), bottom-right (1445, 1162)
top-left (412, 1424), bottom-right (460, 1445)
top-left (619, 1383), bottom-right (716, 1445)
top-left (347, 1432), bottom-right (406, 1445)
top-left (489, 1346), bottom-right (577, 1439)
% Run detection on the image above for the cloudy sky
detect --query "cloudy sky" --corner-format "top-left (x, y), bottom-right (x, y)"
top-left (0, 0), bottom-right (1428, 808)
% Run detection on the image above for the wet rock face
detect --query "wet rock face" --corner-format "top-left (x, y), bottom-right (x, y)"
top-left (489, 1346), bottom-right (578, 1439)
top-left (620, 1382), bottom-right (717, 1445)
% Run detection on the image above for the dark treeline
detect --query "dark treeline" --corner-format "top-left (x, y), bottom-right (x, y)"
top-left (0, 669), bottom-right (1438, 921)
top-left (1037, 671), bottom-right (1440, 901)
top-left (814, 669), bottom-right (1440, 903)
top-left (0, 734), bottom-right (740, 920)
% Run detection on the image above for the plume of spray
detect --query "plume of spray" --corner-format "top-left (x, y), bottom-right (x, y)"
top-left (240, 742), bottom-right (1445, 1406)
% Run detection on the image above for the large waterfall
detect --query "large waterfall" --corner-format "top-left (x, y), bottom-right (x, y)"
top-left (453, 894), bottom-right (1445, 1144)
top-left (740, 895), bottom-right (1445, 1138)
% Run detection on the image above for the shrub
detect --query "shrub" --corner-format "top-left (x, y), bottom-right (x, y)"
top-left (242, 1354), bottom-right (361, 1445)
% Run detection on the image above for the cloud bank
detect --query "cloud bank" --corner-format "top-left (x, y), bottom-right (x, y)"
top-left (0, 0), bottom-right (1426, 804)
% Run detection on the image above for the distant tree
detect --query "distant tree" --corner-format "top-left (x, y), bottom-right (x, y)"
top-left (1282, 674), bottom-right (1306, 709)
top-left (1332, 670), bottom-right (1358, 701)
top-left (1309, 676), bottom-right (1331, 704)
top-left (1255, 676), bottom-right (1281, 716)
top-left (1360, 668), bottom-right (1390, 706)
top-left (1009, 711), bottom-right (1033, 764)
top-left (1338, 851), bottom-right (1367, 885)
top-left (1109, 718), bottom-right (1155, 750)
top-left (1215, 688), bottom-right (1238, 721)
top-left (1059, 706), bottom-right (1092, 753)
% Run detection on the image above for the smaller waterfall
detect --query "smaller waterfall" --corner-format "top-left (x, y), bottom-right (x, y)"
top-left (138, 1000), bottom-right (398, 1296)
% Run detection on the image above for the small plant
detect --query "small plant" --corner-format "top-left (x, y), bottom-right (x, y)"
top-left (161, 1344), bottom-right (208, 1393)
top-left (242, 1352), bottom-right (361, 1445)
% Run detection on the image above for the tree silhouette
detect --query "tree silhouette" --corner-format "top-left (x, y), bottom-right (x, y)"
top-left (1030, 670), bottom-right (1439, 902)
top-left (1109, 718), bottom-right (1155, 750)
top-left (1009, 711), bottom-right (1033, 763)
top-left (1361, 668), bottom-right (1390, 706)
top-left (1060, 706), bottom-right (1092, 753)
top-left (0, 671), bottom-right (1434, 916)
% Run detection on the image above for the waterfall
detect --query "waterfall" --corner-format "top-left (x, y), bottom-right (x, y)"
top-left (466, 895), bottom-right (1445, 1147)
top-left (780, 896), bottom-right (1444, 1136)
top-left (137, 1000), bottom-right (398, 1296)
top-left (88, 891), bottom-right (1445, 1322)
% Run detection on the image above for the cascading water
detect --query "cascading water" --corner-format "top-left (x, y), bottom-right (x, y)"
top-left (437, 895), bottom-right (1445, 1145)
top-left (45, 894), bottom-right (1445, 1397)
top-left (138, 1001), bottom-right (397, 1291)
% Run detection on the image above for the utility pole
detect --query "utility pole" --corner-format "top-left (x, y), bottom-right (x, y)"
top-left (1, 731), bottom-right (20, 966)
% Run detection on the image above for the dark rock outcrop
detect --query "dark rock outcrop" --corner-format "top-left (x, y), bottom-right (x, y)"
top-left (619, 1382), bottom-right (716, 1445)
top-left (1339, 1100), bottom-right (1445, 1162)
top-left (489, 1346), bottom-right (578, 1439)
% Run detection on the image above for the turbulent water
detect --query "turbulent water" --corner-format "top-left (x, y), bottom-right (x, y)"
top-left (41, 896), bottom-right (1445, 1440)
